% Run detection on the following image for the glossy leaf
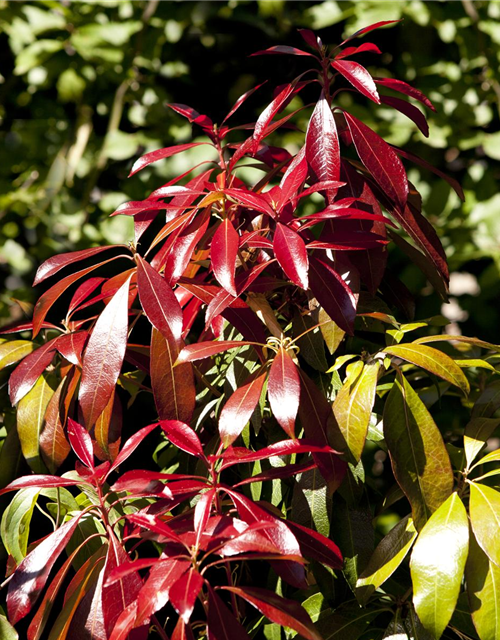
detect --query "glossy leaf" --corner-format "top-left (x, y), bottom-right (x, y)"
top-left (380, 95), bottom-right (429, 136)
top-left (375, 77), bottom-right (436, 111)
top-left (384, 343), bottom-right (470, 395)
top-left (466, 532), bottom-right (500, 640)
top-left (464, 417), bottom-right (500, 468)
top-left (356, 515), bottom-right (417, 604)
top-left (332, 361), bottom-right (379, 463)
top-left (136, 255), bottom-right (183, 341)
top-left (383, 374), bottom-right (453, 529)
top-left (0, 340), bottom-right (36, 371)
top-left (211, 219), bottom-right (239, 296)
top-left (332, 60), bottom-right (380, 103)
top-left (469, 483), bottom-right (500, 567)
top-left (344, 111), bottom-right (408, 210)
top-left (1, 488), bottom-right (39, 564)
top-left (151, 328), bottom-right (196, 424)
top-left (410, 493), bottom-right (469, 639)
top-left (207, 586), bottom-right (251, 640)
top-left (108, 422), bottom-right (158, 474)
top-left (169, 569), bottom-right (204, 623)
top-left (306, 92), bottom-right (340, 199)
top-left (67, 417), bottom-right (94, 469)
top-left (128, 142), bottom-right (207, 177)
top-left (79, 276), bottom-right (131, 428)
top-left (9, 339), bottom-right (58, 406)
top-left (135, 559), bottom-right (190, 625)
top-left (219, 372), bottom-right (267, 447)
top-left (285, 519), bottom-right (343, 569)
top-left (221, 439), bottom-right (337, 469)
top-left (33, 247), bottom-right (121, 286)
top-left (273, 223), bottom-right (309, 289)
top-left (7, 515), bottom-right (82, 624)
top-left (267, 347), bottom-right (300, 438)
top-left (222, 586), bottom-right (322, 640)
top-left (177, 340), bottom-right (259, 363)
top-left (159, 419), bottom-right (206, 461)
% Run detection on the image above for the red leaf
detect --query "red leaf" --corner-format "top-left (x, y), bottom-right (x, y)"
top-left (170, 569), bottom-right (204, 623)
top-left (150, 328), bottom-right (196, 424)
top-left (221, 586), bottom-right (322, 640)
top-left (7, 515), bottom-right (82, 624)
top-left (9, 338), bottom-right (57, 405)
top-left (137, 255), bottom-right (183, 341)
top-left (344, 111), bottom-right (408, 210)
top-left (177, 340), bottom-right (259, 364)
top-left (79, 276), bottom-right (131, 428)
top-left (55, 331), bottom-right (88, 367)
top-left (277, 145), bottom-right (308, 210)
top-left (375, 76), bottom-right (436, 111)
top-left (222, 82), bottom-right (266, 124)
top-left (286, 520), bottom-right (343, 569)
top-left (341, 19), bottom-right (401, 45)
top-left (32, 255), bottom-right (123, 338)
top-left (380, 95), bottom-right (429, 136)
top-left (252, 83), bottom-right (296, 152)
top-left (221, 439), bottom-right (336, 470)
top-left (172, 618), bottom-right (195, 640)
top-left (220, 523), bottom-right (281, 557)
top-left (224, 188), bottom-right (275, 217)
top-left (164, 208), bottom-right (211, 286)
top-left (336, 42), bottom-right (381, 59)
top-left (0, 474), bottom-right (86, 497)
top-left (128, 142), bottom-right (208, 177)
top-left (159, 419), bottom-right (207, 461)
top-left (219, 372), bottom-right (267, 447)
top-left (207, 586), bottom-right (252, 640)
top-left (33, 247), bottom-right (121, 286)
top-left (273, 223), bottom-right (309, 289)
top-left (234, 461), bottom-right (315, 486)
top-left (306, 92), bottom-right (340, 201)
top-left (135, 559), bottom-right (190, 625)
top-left (211, 219), bottom-right (239, 296)
top-left (332, 60), bottom-right (380, 103)
top-left (268, 348), bottom-right (300, 439)
top-left (298, 28), bottom-right (322, 51)
top-left (127, 513), bottom-right (182, 543)
top-left (308, 255), bottom-right (357, 335)
top-left (251, 45), bottom-right (315, 57)
top-left (107, 423), bottom-right (159, 475)
top-left (194, 488), bottom-right (216, 547)
top-left (67, 418), bottom-right (94, 469)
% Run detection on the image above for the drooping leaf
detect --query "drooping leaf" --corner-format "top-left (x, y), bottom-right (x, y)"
top-left (344, 111), bottom-right (408, 210)
top-left (356, 515), bottom-right (417, 605)
top-left (331, 60), bottom-right (380, 103)
top-left (159, 419), bottom-right (207, 461)
top-left (219, 372), bottom-right (267, 447)
top-left (469, 482), bottom-right (500, 567)
top-left (79, 276), bottom-right (131, 428)
top-left (306, 92), bottom-right (340, 200)
top-left (211, 219), bottom-right (239, 296)
top-left (1, 488), bottom-right (39, 565)
top-left (67, 417), bottom-right (94, 469)
top-left (267, 347), bottom-right (300, 438)
top-left (207, 586), bottom-right (252, 640)
top-left (169, 569), bottom-right (204, 623)
top-left (384, 343), bottom-right (469, 395)
top-left (410, 493), bottom-right (469, 639)
top-left (92, 388), bottom-right (122, 462)
top-left (332, 361), bottom-right (379, 463)
top-left (380, 95), bottom-right (429, 137)
top-left (136, 255), bottom-right (183, 341)
top-left (150, 328), bottom-right (195, 424)
top-left (135, 559), bottom-right (190, 625)
top-left (273, 223), bottom-right (309, 289)
top-left (466, 531), bottom-right (500, 640)
top-left (7, 515), bottom-right (83, 625)
top-left (33, 247), bottom-right (122, 286)
top-left (222, 586), bottom-right (322, 640)
top-left (285, 519), bottom-right (343, 570)
top-left (375, 77), bottom-right (436, 111)
top-left (383, 374), bottom-right (453, 529)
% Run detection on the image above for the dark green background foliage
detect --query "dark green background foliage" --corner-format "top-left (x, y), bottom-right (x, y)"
top-left (0, 0), bottom-right (499, 338)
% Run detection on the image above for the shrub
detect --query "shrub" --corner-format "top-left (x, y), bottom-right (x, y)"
top-left (1, 20), bottom-right (499, 640)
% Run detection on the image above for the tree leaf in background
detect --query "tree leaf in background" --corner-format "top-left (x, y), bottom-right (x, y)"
top-left (356, 515), bottom-right (417, 605)
top-left (469, 482), bottom-right (500, 567)
top-left (466, 531), bottom-right (500, 640)
top-left (383, 374), bottom-right (453, 530)
top-left (410, 493), bottom-right (469, 639)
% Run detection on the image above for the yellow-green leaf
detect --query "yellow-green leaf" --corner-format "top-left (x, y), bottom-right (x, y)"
top-left (471, 380), bottom-right (500, 419)
top-left (384, 343), bottom-right (470, 395)
top-left (413, 334), bottom-right (500, 352)
top-left (0, 488), bottom-right (39, 564)
top-left (16, 372), bottom-right (57, 473)
top-left (464, 417), bottom-right (500, 469)
top-left (455, 359), bottom-right (498, 372)
top-left (472, 448), bottom-right (500, 469)
top-left (410, 493), bottom-right (469, 640)
top-left (0, 340), bottom-right (37, 370)
top-left (383, 374), bottom-right (453, 530)
top-left (356, 515), bottom-right (417, 605)
top-left (469, 483), bottom-right (500, 567)
top-left (466, 531), bottom-right (500, 640)
top-left (332, 361), bottom-right (379, 463)
top-left (318, 307), bottom-right (345, 355)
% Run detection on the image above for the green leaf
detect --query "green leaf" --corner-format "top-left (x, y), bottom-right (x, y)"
top-left (472, 448), bottom-right (500, 469)
top-left (410, 493), bottom-right (469, 640)
top-left (16, 372), bottom-right (57, 472)
top-left (383, 374), bottom-right (453, 529)
top-left (466, 532), bottom-right (500, 640)
top-left (293, 312), bottom-right (328, 372)
top-left (14, 39), bottom-right (64, 75)
top-left (332, 361), bottom-right (380, 463)
top-left (356, 515), bottom-right (417, 605)
top-left (471, 380), bottom-right (500, 419)
top-left (464, 418), bottom-right (500, 469)
top-left (315, 604), bottom-right (385, 640)
top-left (384, 343), bottom-right (470, 395)
top-left (0, 340), bottom-right (36, 370)
top-left (1, 487), bottom-right (39, 564)
top-left (0, 611), bottom-right (18, 640)
top-left (469, 482), bottom-right (500, 567)
top-left (292, 467), bottom-right (331, 537)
